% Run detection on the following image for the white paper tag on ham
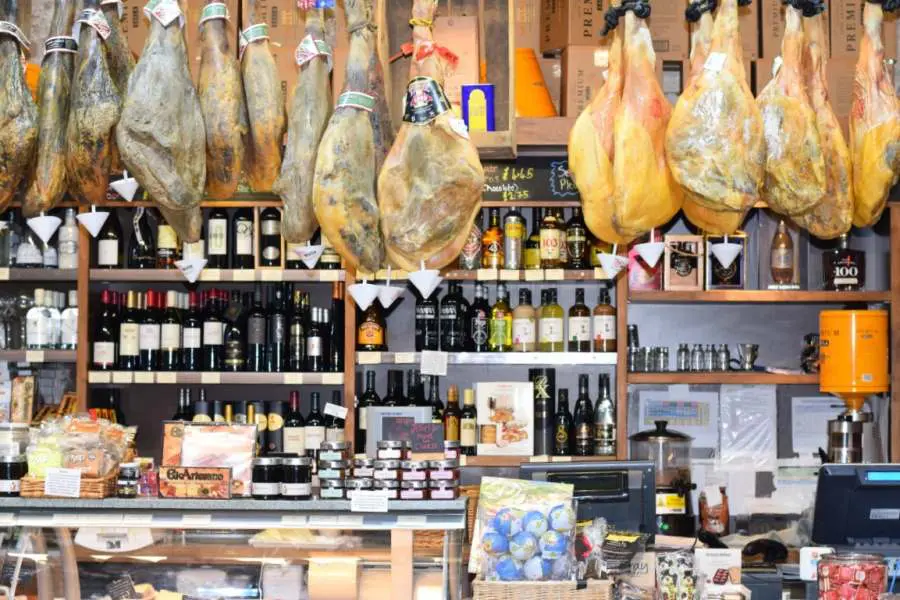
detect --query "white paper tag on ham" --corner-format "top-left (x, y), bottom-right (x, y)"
top-left (449, 116), bottom-right (470, 140)
top-left (74, 9), bottom-right (111, 41)
top-left (150, 1), bottom-right (184, 28)
top-left (100, 0), bottom-right (125, 20)
top-left (703, 52), bottom-right (727, 72)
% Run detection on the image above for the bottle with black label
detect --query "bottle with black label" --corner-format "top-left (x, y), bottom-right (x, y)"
top-left (572, 374), bottom-right (594, 456)
top-left (266, 284), bottom-right (287, 373)
top-left (246, 285), bottom-right (267, 372)
top-left (439, 282), bottom-right (468, 351)
top-left (206, 206), bottom-right (229, 268)
top-left (259, 207), bottom-right (282, 267)
top-left (415, 287), bottom-right (440, 351)
top-left (267, 400), bottom-right (286, 454)
top-left (460, 388), bottom-right (477, 456)
top-left (288, 289), bottom-right (307, 371)
top-left (383, 370), bottom-right (405, 406)
top-left (429, 376), bottom-right (444, 428)
top-left (181, 291), bottom-right (202, 371)
top-left (232, 208), bottom-right (255, 269)
top-left (823, 233), bottom-right (865, 291)
top-left (284, 391), bottom-right (306, 455)
top-left (593, 374), bottom-right (616, 456)
top-left (553, 389), bottom-right (572, 456)
top-left (467, 283), bottom-right (491, 352)
top-left (193, 390), bottom-right (212, 423)
top-left (530, 368), bottom-right (555, 456)
top-left (305, 392), bottom-right (326, 459)
top-left (565, 207), bottom-right (588, 268)
top-left (223, 290), bottom-right (245, 372)
top-left (444, 385), bottom-right (461, 442)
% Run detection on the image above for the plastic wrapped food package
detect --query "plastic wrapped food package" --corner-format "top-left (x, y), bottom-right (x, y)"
top-left (817, 553), bottom-right (886, 600)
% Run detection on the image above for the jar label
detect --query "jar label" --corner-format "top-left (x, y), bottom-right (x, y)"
top-left (0, 479), bottom-right (20, 493)
top-left (252, 482), bottom-right (280, 496)
top-left (281, 482), bottom-right (311, 496)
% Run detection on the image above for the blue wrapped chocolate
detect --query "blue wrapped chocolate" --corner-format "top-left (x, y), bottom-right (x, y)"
top-left (522, 510), bottom-right (549, 537)
top-left (491, 507), bottom-right (522, 537)
top-left (494, 555), bottom-right (524, 581)
top-left (539, 530), bottom-right (568, 560)
top-left (482, 531), bottom-right (509, 555)
top-left (523, 556), bottom-right (553, 581)
top-left (509, 531), bottom-right (538, 561)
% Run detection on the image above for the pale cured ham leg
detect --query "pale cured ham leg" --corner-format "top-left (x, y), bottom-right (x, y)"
top-left (849, 0), bottom-right (900, 227)
top-left (378, 0), bottom-right (485, 271)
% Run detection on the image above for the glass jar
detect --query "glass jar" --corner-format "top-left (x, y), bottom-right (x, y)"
top-left (251, 457), bottom-right (282, 500)
top-left (118, 462), bottom-right (140, 480)
top-left (0, 423), bottom-right (29, 453)
top-left (376, 440), bottom-right (409, 460)
top-left (319, 441), bottom-right (351, 461)
top-left (373, 459), bottom-right (401, 480)
top-left (319, 479), bottom-right (345, 499)
top-left (281, 457), bottom-right (312, 500)
top-left (0, 455), bottom-right (25, 497)
top-left (345, 477), bottom-right (374, 499)
top-left (817, 553), bottom-right (886, 599)
top-left (400, 480), bottom-right (429, 500)
top-left (428, 459), bottom-right (460, 481)
top-left (373, 479), bottom-right (399, 499)
top-left (353, 457), bottom-right (375, 478)
top-left (400, 460), bottom-right (429, 481)
top-left (443, 440), bottom-right (461, 460)
top-left (429, 479), bottom-right (460, 500)
top-left (317, 460), bottom-right (350, 480)
top-left (117, 478), bottom-right (138, 498)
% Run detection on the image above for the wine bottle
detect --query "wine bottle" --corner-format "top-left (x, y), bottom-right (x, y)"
top-left (246, 285), bottom-right (267, 372)
top-left (383, 370), bottom-right (405, 406)
top-left (356, 301), bottom-right (386, 351)
top-left (156, 212), bottom-right (180, 269)
top-left (328, 282), bottom-right (344, 372)
top-left (181, 291), bottom-right (202, 371)
top-left (283, 391), bottom-right (306, 455)
top-left (460, 389), bottom-right (477, 456)
top-left (93, 290), bottom-right (118, 370)
top-left (489, 283), bottom-right (513, 352)
top-left (96, 210), bottom-right (123, 269)
top-left (259, 207), bottom-right (282, 267)
top-left (444, 385), bottom-right (461, 442)
top-left (429, 375), bottom-right (444, 428)
top-left (127, 208), bottom-right (155, 269)
top-left (593, 374), bottom-right (616, 456)
top-left (117, 291), bottom-right (139, 370)
top-left (306, 307), bottom-right (324, 373)
top-left (415, 287), bottom-right (440, 351)
top-left (138, 290), bottom-right (161, 371)
top-left (202, 290), bottom-right (225, 371)
top-left (568, 288), bottom-right (591, 352)
top-left (206, 206), bottom-right (229, 268)
top-left (223, 290), bottom-right (245, 372)
top-left (287, 288), bottom-right (307, 371)
top-left (231, 208), bottom-right (255, 269)
top-left (267, 400), bottom-right (286, 453)
top-left (266, 284), bottom-right (287, 372)
top-left (572, 374), bottom-right (594, 456)
top-left (440, 282), bottom-right (468, 352)
top-left (553, 389), bottom-right (573, 456)
top-left (325, 390), bottom-right (345, 442)
top-left (467, 283), bottom-right (491, 352)
top-left (305, 392), bottom-right (326, 459)
top-left (160, 290), bottom-right (181, 371)
top-left (357, 371), bottom-right (379, 452)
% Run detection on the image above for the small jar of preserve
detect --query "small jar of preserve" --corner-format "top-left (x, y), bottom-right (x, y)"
top-left (317, 460), bottom-right (350, 480)
top-left (373, 479), bottom-right (400, 499)
top-left (281, 457), bottom-right (312, 500)
top-left (252, 457), bottom-right (283, 500)
top-left (353, 458), bottom-right (375, 478)
top-left (0, 455), bottom-right (25, 497)
top-left (428, 459), bottom-right (460, 481)
top-left (443, 440), bottom-right (461, 460)
top-left (373, 459), bottom-right (401, 480)
top-left (118, 462), bottom-right (141, 481)
top-left (345, 477), bottom-right (374, 499)
top-left (376, 440), bottom-right (409, 460)
top-left (117, 478), bottom-right (138, 499)
top-left (319, 479), bottom-right (345, 499)
top-left (319, 441), bottom-right (351, 462)
top-left (429, 479), bottom-right (460, 500)
top-left (400, 460), bottom-right (429, 481)
top-left (400, 480), bottom-right (429, 500)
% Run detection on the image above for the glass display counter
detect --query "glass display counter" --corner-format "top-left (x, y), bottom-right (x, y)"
top-left (0, 497), bottom-right (467, 600)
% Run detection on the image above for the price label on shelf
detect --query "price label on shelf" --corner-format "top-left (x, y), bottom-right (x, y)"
top-left (321, 373), bottom-right (343, 385)
top-left (181, 514), bottom-right (213, 527)
top-left (357, 352), bottom-right (381, 365)
top-left (284, 373), bottom-right (304, 385)
top-left (0, 513), bottom-right (15, 527)
top-left (499, 270), bottom-right (520, 281)
top-left (112, 371), bottom-right (133, 384)
top-left (25, 350), bottom-right (44, 363)
top-left (594, 267), bottom-right (608, 280)
top-left (476, 268), bottom-right (498, 281)
top-left (524, 269), bottom-right (544, 281)
top-left (397, 515), bottom-right (428, 526)
top-left (395, 352), bottom-right (416, 364)
top-left (156, 372), bottom-right (176, 384)
top-left (281, 515), bottom-right (308, 527)
top-left (550, 456), bottom-right (573, 463)
top-left (123, 513), bottom-right (154, 527)
top-left (338, 514), bottom-right (365, 527)
top-left (261, 270), bottom-right (283, 281)
top-left (309, 515), bottom-right (338, 528)
top-left (319, 270), bottom-right (341, 282)
top-left (201, 372), bottom-right (221, 384)
top-left (89, 371), bottom-right (111, 384)
top-left (233, 270), bottom-right (254, 281)
top-left (324, 403), bottom-right (348, 420)
top-left (202, 269), bottom-right (222, 281)
top-left (134, 372), bottom-right (154, 384)
top-left (0, 269), bottom-right (9, 281)
top-left (420, 350), bottom-right (448, 376)
top-left (350, 490), bottom-right (389, 513)
top-left (544, 269), bottom-right (565, 281)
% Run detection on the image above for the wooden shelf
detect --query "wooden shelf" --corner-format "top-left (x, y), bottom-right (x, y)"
top-left (357, 351), bottom-right (617, 366)
top-left (472, 130), bottom-right (516, 159)
top-left (516, 117), bottom-right (576, 147)
top-left (87, 371), bottom-right (344, 385)
top-left (630, 290), bottom-right (890, 303)
top-left (355, 268), bottom-right (610, 282)
top-left (0, 268), bottom-right (77, 281)
top-left (0, 349), bottom-right (77, 363)
top-left (89, 269), bottom-right (344, 283)
top-left (628, 372), bottom-right (818, 385)
top-left (482, 200), bottom-right (581, 208)
top-left (460, 455), bottom-right (619, 467)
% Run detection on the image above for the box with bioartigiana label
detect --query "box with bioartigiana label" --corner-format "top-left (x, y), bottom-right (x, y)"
top-left (159, 466), bottom-right (232, 499)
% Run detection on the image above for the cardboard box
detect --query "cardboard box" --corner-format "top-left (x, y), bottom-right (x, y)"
top-left (827, 57), bottom-right (856, 139)
top-left (434, 16), bottom-right (481, 107)
top-left (539, 55), bottom-right (562, 114)
top-left (692, 2), bottom-right (760, 59)
top-left (831, 0), bottom-right (896, 59)
top-left (561, 44), bottom-right (605, 115)
top-left (760, 0), bottom-right (785, 59)
top-left (648, 0), bottom-right (689, 60)
top-left (159, 466), bottom-right (233, 499)
top-left (541, 0), bottom-right (605, 53)
top-left (241, 0), bottom-right (306, 103)
top-left (516, 0), bottom-right (542, 50)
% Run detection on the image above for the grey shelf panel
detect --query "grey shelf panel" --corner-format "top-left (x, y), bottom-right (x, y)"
top-left (357, 351), bottom-right (617, 366)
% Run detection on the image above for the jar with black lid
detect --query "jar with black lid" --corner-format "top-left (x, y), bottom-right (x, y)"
top-left (252, 457), bottom-right (282, 500)
top-left (281, 457), bottom-right (312, 500)
top-left (0, 455), bottom-right (25, 497)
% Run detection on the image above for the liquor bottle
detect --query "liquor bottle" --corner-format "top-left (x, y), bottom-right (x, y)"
top-left (266, 285), bottom-right (287, 372)
top-left (193, 390), bottom-right (212, 423)
top-left (489, 283), bottom-right (513, 352)
top-left (138, 290), bottom-right (161, 370)
top-left (444, 385), bottom-right (461, 442)
top-left (306, 307), bottom-right (325, 372)
top-left (357, 371), bottom-right (380, 452)
top-left (160, 290), bottom-right (181, 370)
top-left (592, 286), bottom-right (617, 352)
top-left (42, 237), bottom-right (58, 269)
top-left (259, 207), bottom-right (282, 267)
top-left (58, 208), bottom-right (78, 270)
top-left (127, 208), bottom-right (155, 268)
top-left (156, 214), bottom-right (180, 269)
top-left (523, 208), bottom-right (542, 270)
top-left (1, 209), bottom-right (17, 267)
top-left (202, 290), bottom-right (225, 371)
top-left (50, 292), bottom-right (64, 347)
top-left (325, 390), bottom-right (345, 442)
top-left (232, 208), bottom-right (255, 269)
top-left (383, 369), bottom-right (405, 406)
top-left (415, 288), bottom-right (440, 351)
top-left (284, 391), bottom-right (307, 455)
top-left (467, 283), bottom-right (491, 352)
top-left (556, 209), bottom-right (568, 266)
top-left (16, 226), bottom-right (43, 269)
top-left (207, 206), bottom-right (229, 268)
top-left (439, 282), bottom-right (468, 351)
top-left (213, 400), bottom-right (225, 423)
top-left (357, 301), bottom-right (387, 351)
top-left (305, 392), bottom-right (326, 459)
top-left (823, 233), bottom-right (865, 291)
top-left (405, 370), bottom-right (420, 407)
top-left (318, 231), bottom-right (342, 270)
top-left (566, 207), bottom-right (588, 269)
top-left (540, 209), bottom-right (563, 268)
top-left (60, 290), bottom-right (78, 350)
top-left (246, 285), bottom-right (267, 372)
top-left (572, 374), bottom-right (594, 456)
top-left (118, 291), bottom-right (140, 370)
top-left (539, 289), bottom-right (564, 352)
top-left (481, 207), bottom-right (504, 268)
top-left (288, 289), bottom-right (307, 371)
top-left (593, 374), bottom-right (616, 456)
top-left (429, 376), bottom-right (444, 429)
top-left (458, 211), bottom-right (483, 269)
top-left (181, 291), bottom-right (202, 371)
top-left (328, 282), bottom-right (344, 372)
top-left (223, 290), bottom-right (245, 372)
top-left (25, 289), bottom-right (50, 348)
top-left (553, 389), bottom-right (573, 456)
top-left (182, 218), bottom-right (205, 262)
top-left (568, 287), bottom-right (591, 352)
top-left (248, 402), bottom-right (265, 455)
top-left (460, 388), bottom-right (477, 456)
top-left (530, 368), bottom-right (555, 455)
top-left (503, 208), bottom-right (525, 269)
top-left (512, 289), bottom-right (536, 352)
top-left (770, 219), bottom-right (794, 285)
top-left (172, 389), bottom-right (186, 421)
top-left (96, 210), bottom-right (123, 268)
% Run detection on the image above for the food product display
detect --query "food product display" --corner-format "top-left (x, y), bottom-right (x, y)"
top-left (817, 553), bottom-right (886, 600)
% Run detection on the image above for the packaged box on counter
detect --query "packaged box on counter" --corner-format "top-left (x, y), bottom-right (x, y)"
top-left (475, 382), bottom-right (534, 456)
top-left (561, 44), bottom-right (606, 116)
top-left (162, 422), bottom-right (256, 497)
top-left (830, 0), bottom-right (897, 59)
top-left (541, 0), bottom-right (605, 53)
top-left (241, 0), bottom-right (306, 103)
top-left (648, 0), bottom-right (689, 60)
top-left (434, 16), bottom-right (480, 107)
top-left (159, 466), bottom-right (233, 499)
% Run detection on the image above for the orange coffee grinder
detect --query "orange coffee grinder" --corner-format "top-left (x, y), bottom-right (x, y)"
top-left (819, 309), bottom-right (889, 463)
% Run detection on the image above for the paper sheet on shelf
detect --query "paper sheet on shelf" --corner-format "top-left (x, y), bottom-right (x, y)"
top-left (719, 385), bottom-right (777, 470)
top-left (638, 387), bottom-right (719, 450)
top-left (791, 397), bottom-right (845, 461)
top-left (691, 458), bottom-right (757, 516)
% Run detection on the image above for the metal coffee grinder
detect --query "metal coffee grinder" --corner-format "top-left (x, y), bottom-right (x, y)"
top-left (819, 309), bottom-right (889, 463)
top-left (630, 421), bottom-right (695, 536)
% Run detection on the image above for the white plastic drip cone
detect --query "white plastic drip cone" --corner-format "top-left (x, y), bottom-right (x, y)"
top-left (710, 242), bottom-right (743, 269)
top-left (175, 258), bottom-right (208, 284)
top-left (378, 285), bottom-right (404, 308)
top-left (27, 215), bottom-right (62, 244)
top-left (409, 266), bottom-right (442, 298)
top-left (598, 252), bottom-right (629, 279)
top-left (634, 241), bottom-right (665, 268)
top-left (295, 244), bottom-right (324, 269)
top-left (76, 210), bottom-right (109, 238)
top-left (349, 282), bottom-right (379, 311)
top-left (109, 171), bottom-right (139, 202)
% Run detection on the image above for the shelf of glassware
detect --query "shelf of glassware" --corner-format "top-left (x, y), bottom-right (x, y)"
top-left (356, 351), bottom-right (617, 366)
top-left (89, 269), bottom-right (344, 283)
top-left (87, 371), bottom-right (344, 385)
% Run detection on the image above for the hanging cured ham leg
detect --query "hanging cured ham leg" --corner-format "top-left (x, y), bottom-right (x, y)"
top-left (849, 0), bottom-right (900, 227)
top-left (23, 0), bottom-right (76, 217)
top-left (276, 4), bottom-right (333, 243)
top-left (313, 0), bottom-right (385, 272)
top-left (199, 0), bottom-right (246, 200)
top-left (100, 0), bottom-right (134, 94)
top-left (378, 0), bottom-right (485, 271)
top-left (116, 0), bottom-right (205, 243)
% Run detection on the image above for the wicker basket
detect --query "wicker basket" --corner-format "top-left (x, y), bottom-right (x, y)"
top-left (473, 580), bottom-right (613, 600)
top-left (413, 484), bottom-right (480, 555)
top-left (20, 470), bottom-right (117, 499)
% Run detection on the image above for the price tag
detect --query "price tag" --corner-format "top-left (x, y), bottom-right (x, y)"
top-left (0, 513), bottom-right (15, 526)
top-left (395, 352), bottom-right (416, 364)
top-left (544, 269), bottom-right (565, 281)
top-left (0, 268), bottom-right (9, 280)
top-left (704, 51), bottom-right (727, 72)
top-left (338, 514), bottom-right (365, 526)
top-left (525, 269), bottom-right (544, 281)
top-left (309, 515), bottom-right (337, 528)
top-left (356, 271), bottom-right (375, 280)
top-left (134, 372), bottom-right (154, 384)
top-left (281, 515), bottom-right (308, 527)
top-left (321, 373), bottom-right (343, 385)
top-left (261, 270), bottom-right (283, 281)
top-left (350, 490), bottom-right (389, 513)
top-left (25, 350), bottom-right (44, 363)
top-left (550, 456), bottom-right (573, 463)
top-left (459, 455), bottom-right (467, 467)
top-left (112, 371), bottom-right (133, 384)
top-left (594, 267), bottom-right (608, 280)
top-left (499, 269), bottom-right (520, 281)
top-left (319, 270), bottom-right (341, 281)
top-left (89, 371), bottom-right (111, 383)
top-left (156, 372), bottom-right (176, 384)
top-left (123, 513), bottom-right (154, 526)
top-left (201, 372), bottom-right (221, 384)
top-left (232, 270), bottom-right (255, 281)
top-left (202, 268), bottom-right (222, 281)
top-left (357, 352), bottom-right (381, 365)
top-left (376, 270), bottom-right (393, 280)
top-left (420, 350), bottom-right (448, 376)
top-left (397, 514), bottom-right (428, 526)
top-left (529, 455), bottom-right (551, 462)
top-left (284, 373), bottom-right (304, 384)
top-left (324, 403), bottom-right (349, 420)
top-left (476, 268), bottom-right (498, 281)
top-left (44, 468), bottom-right (81, 498)
top-left (181, 514), bottom-right (213, 527)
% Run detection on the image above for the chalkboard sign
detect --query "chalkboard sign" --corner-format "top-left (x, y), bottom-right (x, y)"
top-left (410, 423), bottom-right (444, 453)
top-left (382, 417), bottom-right (414, 442)
top-left (482, 156), bottom-right (580, 202)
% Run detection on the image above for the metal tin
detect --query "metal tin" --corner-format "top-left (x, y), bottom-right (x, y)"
top-left (317, 460), bottom-right (350, 480)
top-left (400, 460), bottom-right (429, 481)
top-left (429, 479), bottom-right (460, 500)
top-left (376, 440), bottom-right (409, 460)
top-left (345, 478), bottom-right (374, 490)
top-left (373, 479), bottom-right (400, 489)
top-left (400, 479), bottom-right (429, 500)
top-left (319, 478), bottom-right (345, 499)
top-left (373, 459), bottom-right (401, 469)
top-left (353, 457), bottom-right (375, 478)
top-left (428, 459), bottom-right (459, 469)
top-left (0, 454), bottom-right (25, 497)
top-left (118, 462), bottom-right (141, 480)
top-left (319, 440), bottom-right (351, 461)
top-left (280, 456), bottom-right (313, 499)
top-left (443, 440), bottom-right (461, 460)
top-left (252, 457), bottom-right (283, 500)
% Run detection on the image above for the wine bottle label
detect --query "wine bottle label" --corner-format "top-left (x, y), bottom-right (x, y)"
top-left (540, 230), bottom-right (561, 260)
top-left (182, 327), bottom-right (201, 349)
top-left (357, 322), bottom-right (383, 346)
top-left (555, 423), bottom-right (568, 448)
top-left (593, 315), bottom-right (616, 341)
top-left (269, 316), bottom-right (286, 343)
top-left (208, 219), bottom-right (227, 255)
top-left (539, 318), bottom-right (563, 343)
top-left (161, 323), bottom-right (181, 350)
top-left (158, 224), bottom-right (178, 249)
top-left (138, 323), bottom-right (161, 350)
top-left (262, 245), bottom-right (281, 261)
top-left (202, 322), bottom-right (224, 345)
top-left (307, 336), bottom-right (323, 357)
top-left (358, 407), bottom-right (368, 430)
top-left (459, 226), bottom-right (481, 268)
top-left (97, 239), bottom-right (119, 266)
top-left (235, 222), bottom-right (253, 255)
top-left (471, 314), bottom-right (489, 346)
top-left (445, 415), bottom-right (460, 441)
top-left (247, 317), bottom-right (266, 345)
top-left (119, 323), bottom-right (139, 356)
top-left (281, 482), bottom-right (311, 496)
top-left (183, 240), bottom-right (205, 260)
top-left (284, 427), bottom-right (306, 454)
top-left (512, 317), bottom-right (535, 344)
top-left (261, 219), bottom-right (281, 236)
top-left (771, 248), bottom-right (793, 269)
top-left (461, 419), bottom-right (477, 446)
top-left (93, 341), bottom-right (116, 366)
top-left (305, 426), bottom-right (325, 450)
top-left (489, 318), bottom-right (509, 347)
top-left (568, 316), bottom-right (591, 342)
